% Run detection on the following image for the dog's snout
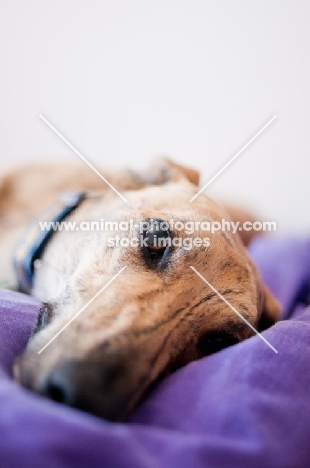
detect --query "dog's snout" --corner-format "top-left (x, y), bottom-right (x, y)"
top-left (38, 359), bottom-right (128, 421)
top-left (39, 362), bottom-right (80, 407)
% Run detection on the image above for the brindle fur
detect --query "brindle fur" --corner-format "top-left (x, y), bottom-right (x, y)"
top-left (0, 157), bottom-right (280, 420)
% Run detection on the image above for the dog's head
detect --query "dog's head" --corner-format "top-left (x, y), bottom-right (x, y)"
top-left (14, 158), bottom-right (280, 421)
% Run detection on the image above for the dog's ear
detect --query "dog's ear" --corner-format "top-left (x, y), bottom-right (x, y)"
top-left (146, 157), bottom-right (200, 186)
top-left (257, 284), bottom-right (281, 331)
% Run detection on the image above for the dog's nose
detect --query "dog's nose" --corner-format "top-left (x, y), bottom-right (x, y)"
top-left (39, 360), bottom-right (126, 420)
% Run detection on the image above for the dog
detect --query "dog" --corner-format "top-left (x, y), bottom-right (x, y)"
top-left (0, 157), bottom-right (280, 421)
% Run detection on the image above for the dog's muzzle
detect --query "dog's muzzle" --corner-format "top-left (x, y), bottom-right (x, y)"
top-left (38, 359), bottom-right (130, 421)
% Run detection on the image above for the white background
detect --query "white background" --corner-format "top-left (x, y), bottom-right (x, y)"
top-left (1, 1), bottom-right (309, 233)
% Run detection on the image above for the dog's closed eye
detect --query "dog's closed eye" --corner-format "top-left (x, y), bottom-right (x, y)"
top-left (197, 332), bottom-right (240, 357)
top-left (32, 302), bottom-right (54, 335)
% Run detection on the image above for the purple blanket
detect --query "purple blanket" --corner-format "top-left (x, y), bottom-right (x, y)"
top-left (1, 236), bottom-right (310, 468)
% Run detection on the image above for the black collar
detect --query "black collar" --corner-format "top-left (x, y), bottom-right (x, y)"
top-left (13, 192), bottom-right (86, 294)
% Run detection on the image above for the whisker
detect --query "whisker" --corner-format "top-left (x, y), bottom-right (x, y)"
top-left (34, 258), bottom-right (68, 278)
top-left (46, 252), bottom-right (69, 275)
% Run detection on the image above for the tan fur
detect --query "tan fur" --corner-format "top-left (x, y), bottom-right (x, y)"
top-left (0, 157), bottom-right (280, 420)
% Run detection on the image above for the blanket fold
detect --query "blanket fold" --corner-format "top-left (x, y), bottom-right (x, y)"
top-left (1, 236), bottom-right (310, 468)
